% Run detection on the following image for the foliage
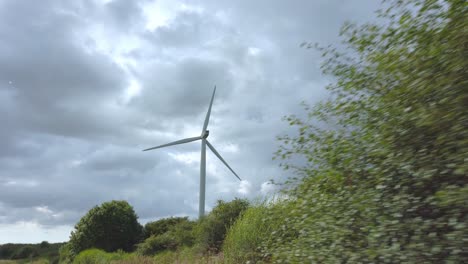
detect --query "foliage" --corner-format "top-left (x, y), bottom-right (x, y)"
top-left (72, 249), bottom-right (131, 264)
top-left (143, 217), bottom-right (190, 238)
top-left (152, 247), bottom-right (222, 264)
top-left (223, 203), bottom-right (282, 264)
top-left (136, 233), bottom-right (178, 256)
top-left (67, 247), bottom-right (221, 264)
top-left (59, 243), bottom-right (73, 264)
top-left (10, 246), bottom-right (38, 259)
top-left (0, 242), bottom-right (63, 263)
top-left (68, 200), bottom-right (143, 257)
top-left (269, 0), bottom-right (467, 262)
top-left (136, 219), bottom-right (196, 256)
top-left (38, 242), bottom-right (49, 249)
top-left (195, 198), bottom-right (249, 253)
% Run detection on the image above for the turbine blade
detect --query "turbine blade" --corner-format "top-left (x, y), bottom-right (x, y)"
top-left (206, 140), bottom-right (241, 181)
top-left (201, 86), bottom-right (216, 134)
top-left (143, 136), bottom-right (202, 151)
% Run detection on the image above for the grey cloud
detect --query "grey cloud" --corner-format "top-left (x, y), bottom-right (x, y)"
top-left (104, 0), bottom-right (143, 29)
top-left (132, 57), bottom-right (234, 120)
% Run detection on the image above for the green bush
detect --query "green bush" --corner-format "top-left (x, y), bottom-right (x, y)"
top-left (10, 246), bottom-right (38, 259)
top-left (59, 243), bottom-right (73, 264)
top-left (143, 217), bottom-right (190, 238)
top-left (0, 243), bottom-right (62, 263)
top-left (195, 198), bottom-right (249, 253)
top-left (73, 248), bottom-right (130, 264)
top-left (168, 219), bottom-right (196, 248)
top-left (223, 203), bottom-right (281, 264)
top-left (68, 200), bottom-right (143, 257)
top-left (268, 0), bottom-right (468, 262)
top-left (136, 233), bottom-right (177, 256)
top-left (136, 219), bottom-right (196, 256)
top-left (0, 244), bottom-right (16, 259)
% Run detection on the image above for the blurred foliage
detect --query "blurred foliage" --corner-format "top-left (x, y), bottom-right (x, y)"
top-left (194, 198), bottom-right (249, 254)
top-left (59, 243), bottom-right (73, 264)
top-left (68, 200), bottom-right (143, 258)
top-left (269, 0), bottom-right (467, 262)
top-left (10, 246), bottom-right (38, 260)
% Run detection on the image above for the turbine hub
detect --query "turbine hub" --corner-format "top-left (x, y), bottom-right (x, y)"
top-left (203, 130), bottom-right (209, 138)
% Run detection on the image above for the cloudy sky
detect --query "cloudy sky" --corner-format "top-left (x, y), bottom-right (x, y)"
top-left (0, 0), bottom-right (380, 243)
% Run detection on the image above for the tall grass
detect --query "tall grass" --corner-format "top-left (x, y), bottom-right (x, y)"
top-left (223, 203), bottom-right (280, 264)
top-left (71, 247), bottom-right (222, 264)
top-left (152, 247), bottom-right (222, 264)
top-left (73, 249), bottom-right (131, 264)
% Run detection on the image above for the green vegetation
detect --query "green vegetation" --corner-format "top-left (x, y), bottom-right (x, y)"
top-left (194, 198), bottom-right (249, 254)
top-left (3, 0), bottom-right (466, 263)
top-left (55, 198), bottom-right (246, 263)
top-left (143, 217), bottom-right (190, 239)
top-left (68, 200), bottom-right (143, 257)
top-left (0, 242), bottom-right (63, 263)
top-left (223, 202), bottom-right (281, 264)
top-left (72, 249), bottom-right (131, 264)
top-left (264, 0), bottom-right (467, 262)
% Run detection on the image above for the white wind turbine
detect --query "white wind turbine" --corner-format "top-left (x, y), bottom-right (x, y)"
top-left (143, 86), bottom-right (241, 218)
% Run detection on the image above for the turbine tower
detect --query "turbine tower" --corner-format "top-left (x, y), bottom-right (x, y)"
top-left (143, 86), bottom-right (241, 218)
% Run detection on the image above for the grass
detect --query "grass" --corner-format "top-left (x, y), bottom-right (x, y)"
top-left (0, 259), bottom-right (49, 264)
top-left (223, 203), bottom-right (280, 264)
top-left (71, 248), bottom-right (223, 264)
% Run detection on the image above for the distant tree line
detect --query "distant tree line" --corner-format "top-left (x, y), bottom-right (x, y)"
top-left (0, 241), bottom-right (64, 263)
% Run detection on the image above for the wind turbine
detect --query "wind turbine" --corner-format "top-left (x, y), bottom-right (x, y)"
top-left (143, 86), bottom-right (241, 218)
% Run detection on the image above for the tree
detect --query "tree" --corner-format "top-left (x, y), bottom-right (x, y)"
top-left (39, 241), bottom-right (50, 248)
top-left (11, 246), bottom-right (38, 259)
top-left (268, 0), bottom-right (467, 262)
top-left (68, 200), bottom-right (143, 257)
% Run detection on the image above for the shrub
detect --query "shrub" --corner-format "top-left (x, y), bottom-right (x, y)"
top-left (73, 248), bottom-right (130, 264)
top-left (0, 244), bottom-right (16, 259)
top-left (223, 203), bottom-right (281, 264)
top-left (136, 219), bottom-right (196, 256)
top-left (269, 0), bottom-right (468, 262)
top-left (11, 246), bottom-right (39, 259)
top-left (195, 198), bottom-right (249, 253)
top-left (143, 217), bottom-right (190, 238)
top-left (68, 200), bottom-right (143, 257)
top-left (136, 233), bottom-right (177, 256)
top-left (59, 243), bottom-right (73, 264)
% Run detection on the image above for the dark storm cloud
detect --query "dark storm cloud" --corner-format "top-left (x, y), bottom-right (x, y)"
top-left (0, 0), bottom-right (380, 242)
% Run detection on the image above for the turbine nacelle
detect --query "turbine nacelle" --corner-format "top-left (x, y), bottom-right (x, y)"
top-left (202, 130), bottom-right (209, 138)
